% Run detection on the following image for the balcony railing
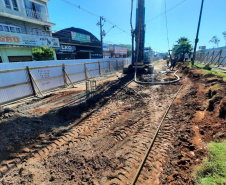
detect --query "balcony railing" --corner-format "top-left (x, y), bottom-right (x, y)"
top-left (25, 8), bottom-right (49, 22)
top-left (0, 7), bottom-right (50, 23)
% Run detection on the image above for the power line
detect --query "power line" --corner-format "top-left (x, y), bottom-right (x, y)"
top-left (60, 0), bottom-right (100, 18)
top-left (106, 0), bottom-right (187, 38)
top-left (146, 0), bottom-right (187, 24)
top-left (164, 0), bottom-right (170, 50)
top-left (59, 0), bottom-right (130, 36)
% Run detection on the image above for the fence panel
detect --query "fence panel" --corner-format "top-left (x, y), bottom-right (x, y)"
top-left (65, 63), bottom-right (85, 84)
top-left (0, 58), bottom-right (131, 105)
top-left (196, 49), bottom-right (226, 66)
top-left (30, 66), bottom-right (64, 92)
top-left (0, 69), bottom-right (33, 104)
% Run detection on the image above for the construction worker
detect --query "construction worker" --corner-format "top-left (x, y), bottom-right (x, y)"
top-left (185, 53), bottom-right (189, 62)
top-left (171, 56), bottom-right (178, 70)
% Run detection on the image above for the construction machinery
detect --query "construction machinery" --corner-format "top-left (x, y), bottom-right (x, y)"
top-left (131, 0), bottom-right (153, 73)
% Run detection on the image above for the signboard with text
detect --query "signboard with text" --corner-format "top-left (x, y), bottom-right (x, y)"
top-left (57, 45), bottom-right (76, 53)
top-left (0, 31), bottom-right (60, 47)
top-left (103, 43), bottom-right (109, 51)
top-left (71, 32), bottom-right (91, 42)
top-left (113, 46), bottom-right (127, 54)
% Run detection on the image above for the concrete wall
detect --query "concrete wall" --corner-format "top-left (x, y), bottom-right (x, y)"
top-left (0, 17), bottom-right (51, 36)
top-left (0, 47), bottom-right (33, 63)
top-left (0, 0), bottom-right (48, 19)
top-left (0, 47), bottom-right (57, 63)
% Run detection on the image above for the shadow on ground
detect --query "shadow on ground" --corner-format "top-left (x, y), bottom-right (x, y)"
top-left (0, 74), bottom-right (133, 166)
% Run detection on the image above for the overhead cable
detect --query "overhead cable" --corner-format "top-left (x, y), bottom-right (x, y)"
top-left (60, 0), bottom-right (130, 36)
top-left (107, 0), bottom-right (187, 37)
top-left (146, 0), bottom-right (187, 24)
top-left (164, 0), bottom-right (170, 50)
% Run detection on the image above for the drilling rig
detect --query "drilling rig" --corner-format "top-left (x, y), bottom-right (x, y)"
top-left (131, 0), bottom-right (153, 73)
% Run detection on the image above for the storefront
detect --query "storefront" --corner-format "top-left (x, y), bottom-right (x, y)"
top-left (53, 27), bottom-right (102, 60)
top-left (110, 45), bottom-right (127, 58)
top-left (103, 43), bottom-right (111, 58)
top-left (0, 31), bottom-right (60, 63)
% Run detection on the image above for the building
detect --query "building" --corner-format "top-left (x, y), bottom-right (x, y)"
top-left (110, 45), bottom-right (127, 58)
top-left (53, 27), bottom-right (102, 60)
top-left (103, 44), bottom-right (128, 58)
top-left (0, 0), bottom-right (59, 63)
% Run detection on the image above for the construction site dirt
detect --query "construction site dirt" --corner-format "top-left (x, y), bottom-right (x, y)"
top-left (0, 62), bottom-right (225, 185)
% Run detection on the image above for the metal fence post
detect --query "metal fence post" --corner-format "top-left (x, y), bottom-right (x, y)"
top-left (26, 66), bottom-right (36, 96)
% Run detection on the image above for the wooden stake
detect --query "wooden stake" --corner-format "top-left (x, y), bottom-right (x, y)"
top-left (84, 63), bottom-right (88, 80)
top-left (30, 73), bottom-right (43, 96)
top-left (62, 64), bottom-right (68, 87)
top-left (26, 66), bottom-right (36, 96)
top-left (98, 61), bottom-right (101, 75)
top-left (63, 68), bottom-right (75, 88)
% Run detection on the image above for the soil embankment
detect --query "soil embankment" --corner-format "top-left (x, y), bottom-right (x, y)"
top-left (0, 63), bottom-right (225, 184)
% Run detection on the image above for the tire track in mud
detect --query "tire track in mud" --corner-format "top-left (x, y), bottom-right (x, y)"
top-left (0, 80), bottom-right (182, 185)
top-left (0, 78), bottom-right (132, 178)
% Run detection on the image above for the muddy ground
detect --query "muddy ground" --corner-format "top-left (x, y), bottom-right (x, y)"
top-left (0, 62), bottom-right (225, 185)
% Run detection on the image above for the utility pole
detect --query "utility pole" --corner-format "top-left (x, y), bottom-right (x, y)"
top-left (192, 0), bottom-right (205, 66)
top-left (97, 16), bottom-right (105, 58)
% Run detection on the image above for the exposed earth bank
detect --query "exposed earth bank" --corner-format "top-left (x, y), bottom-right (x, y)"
top-left (0, 63), bottom-right (225, 184)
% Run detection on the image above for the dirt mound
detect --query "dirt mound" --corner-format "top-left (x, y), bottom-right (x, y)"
top-left (160, 63), bottom-right (226, 184)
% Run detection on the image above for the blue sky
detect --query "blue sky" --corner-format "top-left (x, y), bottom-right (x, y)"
top-left (48, 0), bottom-right (226, 53)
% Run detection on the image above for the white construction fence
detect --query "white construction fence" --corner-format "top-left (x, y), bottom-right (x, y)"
top-left (0, 58), bottom-right (131, 105)
top-left (195, 48), bottom-right (226, 67)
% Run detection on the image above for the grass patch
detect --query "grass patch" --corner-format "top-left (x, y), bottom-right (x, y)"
top-left (209, 84), bottom-right (222, 92)
top-left (192, 62), bottom-right (226, 81)
top-left (192, 141), bottom-right (226, 185)
top-left (199, 69), bottom-right (226, 78)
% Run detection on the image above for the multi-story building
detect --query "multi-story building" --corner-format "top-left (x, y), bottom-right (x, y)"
top-left (0, 0), bottom-right (59, 63)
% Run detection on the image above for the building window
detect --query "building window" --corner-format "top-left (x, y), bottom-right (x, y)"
top-left (15, 27), bottom-right (21, 33)
top-left (11, 0), bottom-right (19, 11)
top-left (24, 0), bottom-right (46, 21)
top-left (8, 56), bottom-right (32, 62)
top-left (4, 0), bottom-right (11, 9)
top-left (0, 24), bottom-right (21, 33)
top-left (30, 28), bottom-right (46, 36)
top-left (4, 0), bottom-right (19, 11)
top-left (3, 25), bottom-right (9, 32)
top-left (9, 26), bottom-right (16, 33)
top-left (0, 25), bottom-right (3, 31)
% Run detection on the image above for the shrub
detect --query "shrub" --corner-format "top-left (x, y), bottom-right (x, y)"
top-left (32, 47), bottom-right (55, 61)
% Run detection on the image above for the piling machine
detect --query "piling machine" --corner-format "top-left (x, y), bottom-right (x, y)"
top-left (131, 0), bottom-right (153, 73)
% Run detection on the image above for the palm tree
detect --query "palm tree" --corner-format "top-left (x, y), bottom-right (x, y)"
top-left (222, 31), bottom-right (226, 46)
top-left (209, 36), bottom-right (220, 48)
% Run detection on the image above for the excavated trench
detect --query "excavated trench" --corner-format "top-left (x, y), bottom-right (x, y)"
top-left (0, 62), bottom-right (225, 185)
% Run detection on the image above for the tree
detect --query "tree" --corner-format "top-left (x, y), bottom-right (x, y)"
top-left (32, 47), bottom-right (55, 61)
top-left (209, 36), bottom-right (220, 48)
top-left (222, 31), bottom-right (226, 46)
top-left (172, 37), bottom-right (193, 59)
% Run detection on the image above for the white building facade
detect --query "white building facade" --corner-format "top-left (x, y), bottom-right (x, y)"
top-left (0, 0), bottom-right (59, 63)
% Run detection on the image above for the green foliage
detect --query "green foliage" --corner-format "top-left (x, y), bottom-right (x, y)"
top-left (32, 47), bottom-right (55, 61)
top-left (127, 50), bottom-right (132, 57)
top-left (172, 37), bottom-right (193, 57)
top-left (192, 141), bottom-right (226, 185)
top-left (209, 36), bottom-right (220, 48)
top-left (118, 44), bottom-right (132, 51)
